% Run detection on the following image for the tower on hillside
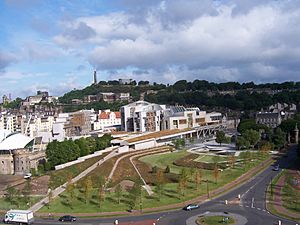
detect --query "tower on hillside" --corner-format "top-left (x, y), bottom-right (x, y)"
top-left (93, 70), bottom-right (97, 84)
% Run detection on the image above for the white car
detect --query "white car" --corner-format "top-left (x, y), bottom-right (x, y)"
top-left (24, 173), bottom-right (32, 179)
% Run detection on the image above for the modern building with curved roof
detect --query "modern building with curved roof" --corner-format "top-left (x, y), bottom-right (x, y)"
top-left (0, 132), bottom-right (34, 150)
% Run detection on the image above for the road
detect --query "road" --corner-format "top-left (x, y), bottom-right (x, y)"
top-left (33, 145), bottom-right (299, 225)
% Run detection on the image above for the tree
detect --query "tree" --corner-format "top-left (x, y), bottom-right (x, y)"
top-left (47, 190), bottom-right (53, 209)
top-left (243, 129), bottom-right (260, 147)
top-left (177, 178), bottom-right (185, 198)
top-left (66, 182), bottom-right (75, 208)
top-left (128, 181), bottom-right (142, 210)
top-left (97, 178), bottom-right (105, 209)
top-left (115, 184), bottom-right (122, 204)
top-left (83, 177), bottom-right (93, 204)
top-left (213, 165), bottom-right (220, 184)
top-left (22, 179), bottom-right (31, 206)
top-left (236, 136), bottom-right (250, 150)
top-left (272, 128), bottom-right (286, 149)
top-left (195, 170), bottom-right (202, 191)
top-left (228, 155), bottom-right (236, 168)
top-left (259, 141), bottom-right (273, 155)
top-left (216, 131), bottom-right (226, 146)
top-left (152, 166), bottom-right (158, 173)
top-left (155, 170), bottom-right (165, 201)
top-left (165, 165), bottom-right (171, 173)
top-left (5, 185), bottom-right (17, 206)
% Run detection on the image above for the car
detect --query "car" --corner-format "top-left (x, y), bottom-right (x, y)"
top-left (273, 165), bottom-right (279, 171)
top-left (23, 173), bottom-right (32, 179)
top-left (183, 204), bottom-right (199, 211)
top-left (58, 215), bottom-right (76, 222)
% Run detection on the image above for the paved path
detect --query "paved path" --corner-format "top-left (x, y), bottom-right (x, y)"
top-left (29, 149), bottom-right (121, 212)
top-left (186, 212), bottom-right (247, 225)
top-left (272, 170), bottom-right (300, 219)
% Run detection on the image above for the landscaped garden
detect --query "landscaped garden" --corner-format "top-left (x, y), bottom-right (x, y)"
top-left (39, 149), bottom-right (270, 213)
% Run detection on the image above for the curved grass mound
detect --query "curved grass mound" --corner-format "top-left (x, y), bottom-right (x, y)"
top-left (196, 215), bottom-right (234, 225)
top-left (174, 154), bottom-right (228, 170)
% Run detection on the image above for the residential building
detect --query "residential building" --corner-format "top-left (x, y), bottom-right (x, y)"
top-left (93, 110), bottom-right (121, 130)
top-left (119, 78), bottom-right (132, 85)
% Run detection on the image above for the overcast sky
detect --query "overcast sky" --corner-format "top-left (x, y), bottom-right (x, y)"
top-left (1, 0), bottom-right (300, 99)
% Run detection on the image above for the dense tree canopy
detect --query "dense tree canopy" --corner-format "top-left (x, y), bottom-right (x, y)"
top-left (46, 134), bottom-right (112, 170)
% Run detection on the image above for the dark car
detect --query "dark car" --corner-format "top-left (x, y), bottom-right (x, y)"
top-left (58, 215), bottom-right (76, 222)
top-left (183, 204), bottom-right (199, 211)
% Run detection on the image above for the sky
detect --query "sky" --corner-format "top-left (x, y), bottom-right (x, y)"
top-left (1, 0), bottom-right (300, 99)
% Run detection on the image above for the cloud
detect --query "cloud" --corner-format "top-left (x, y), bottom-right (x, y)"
top-left (0, 52), bottom-right (18, 70)
top-left (23, 0), bottom-right (300, 84)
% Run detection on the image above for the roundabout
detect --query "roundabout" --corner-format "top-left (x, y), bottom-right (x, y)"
top-left (186, 212), bottom-right (247, 225)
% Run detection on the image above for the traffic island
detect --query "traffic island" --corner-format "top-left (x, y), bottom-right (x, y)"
top-left (186, 212), bottom-right (247, 225)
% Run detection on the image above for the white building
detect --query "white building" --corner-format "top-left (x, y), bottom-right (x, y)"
top-left (121, 101), bottom-right (166, 132)
top-left (121, 101), bottom-right (224, 132)
top-left (93, 110), bottom-right (121, 130)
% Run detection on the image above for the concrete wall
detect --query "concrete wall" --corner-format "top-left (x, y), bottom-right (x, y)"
top-left (0, 154), bottom-right (14, 174)
top-left (54, 146), bottom-right (117, 170)
top-left (134, 139), bottom-right (157, 150)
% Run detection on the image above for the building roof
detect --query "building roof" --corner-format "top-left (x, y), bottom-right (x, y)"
top-left (125, 128), bottom-right (193, 144)
top-left (0, 129), bottom-right (12, 142)
top-left (0, 132), bottom-right (34, 150)
top-left (99, 111), bottom-right (121, 119)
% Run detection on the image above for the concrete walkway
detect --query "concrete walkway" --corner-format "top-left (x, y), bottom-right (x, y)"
top-left (186, 212), bottom-right (248, 225)
top-left (29, 149), bottom-right (121, 212)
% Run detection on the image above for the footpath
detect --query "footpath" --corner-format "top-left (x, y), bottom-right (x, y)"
top-left (29, 149), bottom-right (122, 212)
top-left (36, 157), bottom-right (274, 218)
top-left (268, 169), bottom-right (300, 220)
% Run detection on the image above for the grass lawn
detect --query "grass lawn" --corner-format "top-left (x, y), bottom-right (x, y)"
top-left (39, 151), bottom-right (269, 213)
top-left (0, 196), bottom-right (43, 210)
top-left (139, 150), bottom-right (189, 174)
top-left (282, 173), bottom-right (300, 213)
top-left (48, 153), bottom-right (109, 189)
top-left (196, 215), bottom-right (234, 225)
top-left (194, 155), bottom-right (228, 163)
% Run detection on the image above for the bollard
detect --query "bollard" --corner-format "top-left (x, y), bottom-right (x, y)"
top-left (238, 194), bottom-right (241, 200)
top-left (115, 219), bottom-right (118, 225)
top-left (225, 200), bottom-right (228, 205)
top-left (278, 220), bottom-right (281, 225)
top-left (153, 223), bottom-right (156, 225)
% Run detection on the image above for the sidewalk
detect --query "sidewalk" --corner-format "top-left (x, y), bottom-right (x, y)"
top-left (270, 170), bottom-right (300, 220)
top-left (35, 157), bottom-right (274, 217)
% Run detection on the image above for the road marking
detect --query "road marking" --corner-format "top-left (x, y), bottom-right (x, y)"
top-left (257, 208), bottom-right (261, 210)
top-left (251, 197), bottom-right (254, 208)
top-left (245, 205), bottom-right (249, 208)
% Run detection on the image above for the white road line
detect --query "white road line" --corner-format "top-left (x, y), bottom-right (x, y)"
top-left (245, 205), bottom-right (249, 208)
top-left (257, 208), bottom-right (261, 210)
top-left (251, 197), bottom-right (254, 208)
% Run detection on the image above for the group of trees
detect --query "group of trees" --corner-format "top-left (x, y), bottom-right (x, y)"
top-left (46, 134), bottom-right (112, 170)
top-left (5, 180), bottom-right (32, 208)
top-left (146, 89), bottom-right (300, 111)
top-left (237, 119), bottom-right (287, 151)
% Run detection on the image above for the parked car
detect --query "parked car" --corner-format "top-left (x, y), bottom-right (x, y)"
top-left (58, 215), bottom-right (76, 222)
top-left (183, 204), bottom-right (199, 211)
